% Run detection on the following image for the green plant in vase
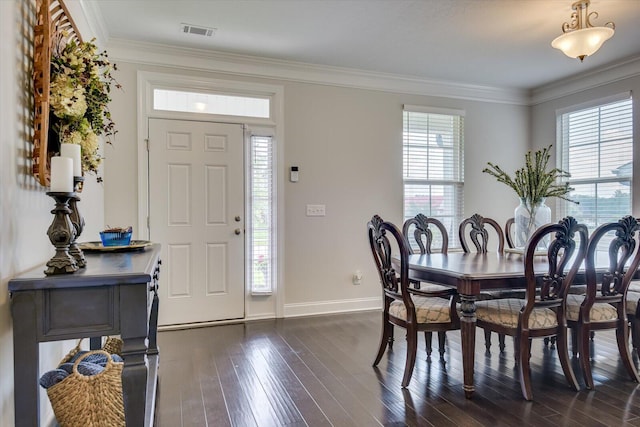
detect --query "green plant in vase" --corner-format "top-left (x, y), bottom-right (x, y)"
top-left (482, 145), bottom-right (577, 248)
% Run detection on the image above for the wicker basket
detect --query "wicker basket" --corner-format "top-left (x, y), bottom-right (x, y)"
top-left (47, 350), bottom-right (125, 427)
top-left (102, 336), bottom-right (123, 356)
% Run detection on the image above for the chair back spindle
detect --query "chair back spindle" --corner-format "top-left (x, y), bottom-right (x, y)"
top-left (402, 213), bottom-right (448, 255)
top-left (459, 213), bottom-right (504, 253)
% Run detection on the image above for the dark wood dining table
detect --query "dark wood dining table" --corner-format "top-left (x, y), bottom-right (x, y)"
top-left (406, 250), bottom-right (557, 399)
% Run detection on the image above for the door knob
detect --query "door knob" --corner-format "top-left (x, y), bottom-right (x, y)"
top-left (234, 228), bottom-right (241, 235)
top-left (235, 216), bottom-right (241, 222)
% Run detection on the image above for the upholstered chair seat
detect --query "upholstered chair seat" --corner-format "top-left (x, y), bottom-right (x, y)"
top-left (627, 291), bottom-right (640, 315)
top-left (476, 298), bottom-right (558, 330)
top-left (389, 296), bottom-right (453, 324)
top-left (566, 294), bottom-right (618, 322)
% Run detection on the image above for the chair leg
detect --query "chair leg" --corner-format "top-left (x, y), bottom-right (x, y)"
top-left (556, 327), bottom-right (579, 392)
top-left (438, 331), bottom-right (447, 359)
top-left (484, 329), bottom-right (492, 352)
top-left (498, 334), bottom-right (506, 353)
top-left (616, 322), bottom-right (640, 383)
top-left (517, 336), bottom-right (533, 401)
top-left (579, 324), bottom-right (594, 389)
top-left (389, 324), bottom-right (395, 349)
top-left (402, 328), bottom-right (418, 387)
top-left (632, 318), bottom-right (640, 352)
top-left (373, 319), bottom-right (392, 366)
top-left (424, 332), bottom-right (433, 358)
top-left (571, 327), bottom-right (578, 357)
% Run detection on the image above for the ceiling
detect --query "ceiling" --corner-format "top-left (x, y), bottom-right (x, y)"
top-left (88, 0), bottom-right (640, 90)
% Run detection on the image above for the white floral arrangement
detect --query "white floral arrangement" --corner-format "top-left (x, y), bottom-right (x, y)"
top-left (49, 36), bottom-right (120, 178)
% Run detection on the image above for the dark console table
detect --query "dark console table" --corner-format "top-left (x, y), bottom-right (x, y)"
top-left (9, 244), bottom-right (161, 427)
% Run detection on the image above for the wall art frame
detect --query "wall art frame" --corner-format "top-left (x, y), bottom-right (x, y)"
top-left (33, 0), bottom-right (82, 186)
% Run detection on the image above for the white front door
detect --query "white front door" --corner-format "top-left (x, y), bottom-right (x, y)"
top-left (148, 118), bottom-right (245, 326)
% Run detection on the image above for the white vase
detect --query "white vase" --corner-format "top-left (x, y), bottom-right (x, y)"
top-left (514, 197), bottom-right (551, 249)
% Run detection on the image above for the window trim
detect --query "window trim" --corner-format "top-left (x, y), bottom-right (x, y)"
top-left (556, 93), bottom-right (633, 225)
top-left (402, 106), bottom-right (465, 248)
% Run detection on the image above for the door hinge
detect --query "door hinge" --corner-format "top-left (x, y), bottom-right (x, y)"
top-left (147, 216), bottom-right (150, 229)
top-left (145, 139), bottom-right (150, 151)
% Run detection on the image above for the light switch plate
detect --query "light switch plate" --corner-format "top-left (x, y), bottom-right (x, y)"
top-left (306, 204), bottom-right (326, 216)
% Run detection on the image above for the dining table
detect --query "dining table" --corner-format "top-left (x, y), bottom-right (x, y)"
top-left (406, 250), bottom-right (565, 399)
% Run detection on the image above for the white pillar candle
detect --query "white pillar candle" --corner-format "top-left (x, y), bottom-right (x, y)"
top-left (50, 156), bottom-right (74, 192)
top-left (60, 143), bottom-right (82, 177)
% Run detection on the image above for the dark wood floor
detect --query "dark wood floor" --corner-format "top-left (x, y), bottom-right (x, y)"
top-left (155, 311), bottom-right (640, 427)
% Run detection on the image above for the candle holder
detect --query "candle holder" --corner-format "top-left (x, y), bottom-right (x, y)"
top-left (68, 176), bottom-right (86, 268)
top-left (45, 192), bottom-right (78, 275)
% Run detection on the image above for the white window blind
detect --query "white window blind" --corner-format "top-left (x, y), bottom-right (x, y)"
top-left (249, 135), bottom-right (275, 294)
top-left (557, 95), bottom-right (633, 231)
top-left (403, 107), bottom-right (465, 248)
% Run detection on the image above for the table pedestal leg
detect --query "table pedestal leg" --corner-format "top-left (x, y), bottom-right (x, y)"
top-left (460, 294), bottom-right (477, 399)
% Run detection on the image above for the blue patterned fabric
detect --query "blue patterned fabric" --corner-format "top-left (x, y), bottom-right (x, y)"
top-left (40, 362), bottom-right (105, 388)
top-left (40, 348), bottom-right (123, 389)
top-left (39, 369), bottom-right (69, 389)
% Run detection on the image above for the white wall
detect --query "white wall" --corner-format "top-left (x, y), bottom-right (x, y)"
top-left (1, 1), bottom-right (104, 424)
top-left (104, 58), bottom-right (529, 318)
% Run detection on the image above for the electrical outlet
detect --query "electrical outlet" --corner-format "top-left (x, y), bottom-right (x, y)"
top-left (352, 270), bottom-right (363, 285)
top-left (306, 204), bottom-right (326, 216)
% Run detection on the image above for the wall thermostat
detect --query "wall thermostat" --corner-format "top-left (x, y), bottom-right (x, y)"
top-left (290, 166), bottom-right (299, 182)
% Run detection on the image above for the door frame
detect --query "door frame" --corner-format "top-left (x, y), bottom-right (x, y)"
top-left (136, 71), bottom-right (285, 319)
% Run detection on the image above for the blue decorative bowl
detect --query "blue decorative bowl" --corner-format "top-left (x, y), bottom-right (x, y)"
top-left (100, 231), bottom-right (132, 247)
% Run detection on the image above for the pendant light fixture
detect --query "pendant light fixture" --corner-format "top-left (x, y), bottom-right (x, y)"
top-left (551, 0), bottom-right (615, 61)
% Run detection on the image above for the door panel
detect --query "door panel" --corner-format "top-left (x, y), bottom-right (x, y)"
top-left (149, 118), bottom-right (245, 325)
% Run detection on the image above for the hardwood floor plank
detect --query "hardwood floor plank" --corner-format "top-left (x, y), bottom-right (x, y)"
top-left (156, 358), bottom-right (184, 427)
top-left (213, 347), bottom-right (260, 427)
top-left (241, 335), bottom-right (329, 426)
top-left (191, 348), bottom-right (232, 427)
top-left (268, 332), bottom-right (361, 426)
top-left (155, 311), bottom-right (640, 427)
top-left (281, 329), bottom-right (385, 426)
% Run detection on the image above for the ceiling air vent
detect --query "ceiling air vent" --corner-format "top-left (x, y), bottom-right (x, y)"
top-left (181, 23), bottom-right (216, 37)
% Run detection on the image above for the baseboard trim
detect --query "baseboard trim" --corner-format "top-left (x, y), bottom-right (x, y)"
top-left (283, 297), bottom-right (381, 318)
top-left (157, 298), bottom-right (381, 330)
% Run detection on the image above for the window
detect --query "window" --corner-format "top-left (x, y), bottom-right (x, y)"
top-left (403, 106), bottom-right (465, 248)
top-left (153, 88), bottom-right (270, 118)
top-left (557, 94), bottom-right (633, 231)
top-left (249, 134), bottom-right (275, 293)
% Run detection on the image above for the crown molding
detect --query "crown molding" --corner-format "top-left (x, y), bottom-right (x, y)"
top-left (67, 0), bottom-right (109, 47)
top-left (105, 39), bottom-right (529, 106)
top-left (530, 55), bottom-right (640, 105)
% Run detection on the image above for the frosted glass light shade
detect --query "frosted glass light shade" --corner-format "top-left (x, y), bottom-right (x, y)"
top-left (552, 26), bottom-right (614, 60)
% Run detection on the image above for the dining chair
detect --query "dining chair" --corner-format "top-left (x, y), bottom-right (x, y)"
top-left (459, 213), bottom-right (505, 254)
top-left (459, 213), bottom-right (510, 352)
top-left (565, 215), bottom-right (640, 389)
top-left (403, 213), bottom-right (452, 359)
top-left (474, 216), bottom-right (586, 400)
top-left (368, 215), bottom-right (460, 387)
top-left (627, 281), bottom-right (640, 353)
top-left (505, 217), bottom-right (516, 249)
